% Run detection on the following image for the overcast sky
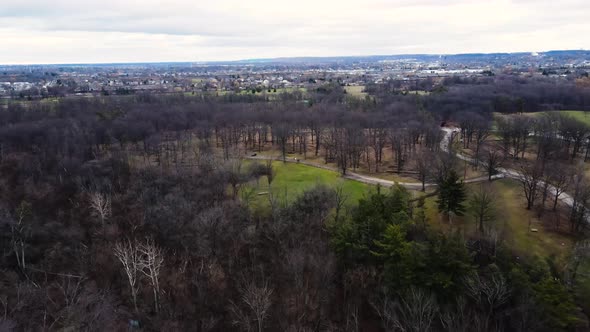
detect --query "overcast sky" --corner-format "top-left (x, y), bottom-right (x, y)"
top-left (0, 0), bottom-right (588, 64)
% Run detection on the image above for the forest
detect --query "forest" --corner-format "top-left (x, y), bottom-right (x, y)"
top-left (1, 74), bottom-right (590, 331)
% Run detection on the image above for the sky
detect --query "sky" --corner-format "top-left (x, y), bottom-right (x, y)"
top-left (0, 0), bottom-right (589, 64)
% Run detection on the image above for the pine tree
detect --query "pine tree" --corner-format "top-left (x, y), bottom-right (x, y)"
top-left (437, 169), bottom-right (466, 218)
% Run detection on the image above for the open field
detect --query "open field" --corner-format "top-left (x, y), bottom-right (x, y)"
top-left (234, 87), bottom-right (306, 95)
top-left (498, 110), bottom-right (590, 126)
top-left (344, 85), bottom-right (368, 97)
top-left (541, 110), bottom-right (590, 126)
top-left (408, 90), bottom-right (430, 96)
top-left (424, 178), bottom-right (575, 265)
top-left (269, 150), bottom-right (423, 184)
top-left (242, 160), bottom-right (373, 213)
top-left (185, 87), bottom-right (308, 98)
top-left (491, 179), bottom-right (574, 263)
top-left (0, 96), bottom-right (62, 105)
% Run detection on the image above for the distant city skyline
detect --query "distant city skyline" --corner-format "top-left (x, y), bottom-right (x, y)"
top-left (1, 0), bottom-right (589, 65)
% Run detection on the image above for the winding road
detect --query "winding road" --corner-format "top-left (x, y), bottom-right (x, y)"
top-left (441, 127), bottom-right (576, 208)
top-left (247, 127), bottom-right (577, 209)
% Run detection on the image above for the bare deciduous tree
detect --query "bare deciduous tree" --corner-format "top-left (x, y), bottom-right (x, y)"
top-left (372, 288), bottom-right (438, 332)
top-left (473, 122), bottom-right (491, 167)
top-left (368, 126), bottom-right (387, 172)
top-left (517, 161), bottom-right (543, 210)
top-left (433, 151), bottom-right (457, 184)
top-left (440, 296), bottom-right (473, 332)
top-left (230, 279), bottom-right (274, 332)
top-left (10, 201), bottom-right (31, 271)
top-left (47, 275), bottom-right (89, 330)
top-left (548, 165), bottom-right (570, 212)
top-left (464, 273), bottom-right (511, 331)
top-left (139, 238), bottom-right (164, 313)
top-left (570, 169), bottom-right (590, 233)
top-left (345, 304), bottom-right (360, 332)
top-left (399, 288), bottom-right (439, 332)
top-left (229, 303), bottom-right (252, 332)
top-left (483, 150), bottom-right (503, 181)
top-left (113, 240), bottom-right (141, 311)
top-left (89, 192), bottom-right (111, 234)
top-left (415, 150), bottom-right (432, 191)
top-left (244, 281), bottom-right (273, 332)
top-left (469, 185), bottom-right (497, 235)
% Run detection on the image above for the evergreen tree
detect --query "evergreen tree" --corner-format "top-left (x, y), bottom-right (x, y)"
top-left (330, 185), bottom-right (411, 263)
top-left (533, 278), bottom-right (581, 329)
top-left (437, 169), bottom-right (466, 218)
top-left (371, 224), bottom-right (417, 289)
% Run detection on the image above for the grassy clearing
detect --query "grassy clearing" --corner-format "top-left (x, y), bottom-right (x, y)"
top-left (408, 90), bottom-right (430, 96)
top-left (247, 153), bottom-right (439, 193)
top-left (0, 97), bottom-right (62, 106)
top-left (492, 180), bottom-right (573, 263)
top-left (487, 179), bottom-right (588, 319)
top-left (242, 161), bottom-right (373, 213)
top-left (273, 151), bottom-right (419, 184)
top-left (502, 110), bottom-right (590, 126)
top-left (344, 85), bottom-right (367, 97)
top-left (424, 178), bottom-right (574, 264)
top-left (188, 87), bottom-right (308, 99)
top-left (548, 110), bottom-right (590, 126)
top-left (232, 87), bottom-right (307, 95)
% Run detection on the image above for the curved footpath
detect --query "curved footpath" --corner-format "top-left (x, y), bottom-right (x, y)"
top-left (247, 127), bottom-right (577, 209)
top-left (441, 127), bottom-right (576, 208)
top-left (247, 127), bottom-right (497, 190)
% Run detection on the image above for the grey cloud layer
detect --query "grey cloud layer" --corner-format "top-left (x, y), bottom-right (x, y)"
top-left (0, 0), bottom-right (588, 64)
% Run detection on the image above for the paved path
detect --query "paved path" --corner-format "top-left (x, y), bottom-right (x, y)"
top-left (441, 127), bottom-right (575, 208)
top-left (246, 129), bottom-right (499, 191)
top-left (247, 154), bottom-right (429, 189)
top-left (247, 127), bottom-right (578, 211)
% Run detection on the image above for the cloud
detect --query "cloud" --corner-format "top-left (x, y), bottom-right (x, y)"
top-left (0, 0), bottom-right (588, 64)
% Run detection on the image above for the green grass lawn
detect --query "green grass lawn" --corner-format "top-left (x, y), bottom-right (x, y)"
top-left (493, 110), bottom-right (590, 130)
top-left (549, 110), bottom-right (590, 126)
top-left (242, 161), bottom-right (373, 214)
top-left (515, 110), bottom-right (590, 126)
top-left (233, 87), bottom-right (307, 95)
top-left (189, 87), bottom-right (308, 99)
top-left (492, 179), bottom-right (574, 263)
top-left (344, 85), bottom-right (367, 98)
top-left (487, 179), bottom-right (588, 319)
top-left (424, 179), bottom-right (574, 264)
top-left (271, 151), bottom-right (418, 184)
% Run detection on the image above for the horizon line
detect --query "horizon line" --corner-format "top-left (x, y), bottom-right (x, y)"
top-left (0, 49), bottom-right (587, 67)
